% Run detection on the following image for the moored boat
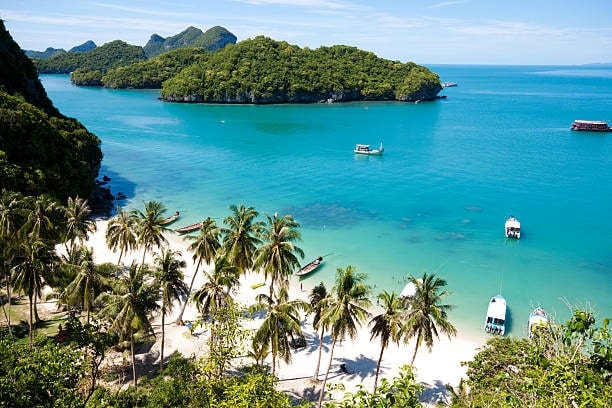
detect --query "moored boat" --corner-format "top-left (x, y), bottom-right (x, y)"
top-left (528, 307), bottom-right (549, 339)
top-left (570, 120), bottom-right (612, 132)
top-left (160, 211), bottom-right (180, 225)
top-left (442, 82), bottom-right (458, 87)
top-left (174, 221), bottom-right (203, 234)
top-left (296, 256), bottom-right (324, 277)
top-left (354, 143), bottom-right (384, 155)
top-left (484, 294), bottom-right (507, 335)
top-left (505, 216), bottom-right (521, 239)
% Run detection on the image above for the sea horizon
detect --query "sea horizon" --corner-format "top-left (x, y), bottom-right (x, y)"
top-left (41, 64), bottom-right (612, 340)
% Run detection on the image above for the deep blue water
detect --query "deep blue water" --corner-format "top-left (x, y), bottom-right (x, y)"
top-left (41, 65), bottom-right (612, 339)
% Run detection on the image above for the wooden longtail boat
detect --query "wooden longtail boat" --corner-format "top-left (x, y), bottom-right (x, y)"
top-left (296, 256), bottom-right (324, 277)
top-left (174, 221), bottom-right (203, 234)
top-left (160, 211), bottom-right (180, 225)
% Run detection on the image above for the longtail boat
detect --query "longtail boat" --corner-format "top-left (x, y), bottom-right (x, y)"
top-left (160, 211), bottom-right (180, 225)
top-left (296, 256), bottom-right (324, 277)
top-left (174, 221), bottom-right (203, 234)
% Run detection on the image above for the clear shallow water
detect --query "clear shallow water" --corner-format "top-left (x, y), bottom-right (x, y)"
top-left (41, 65), bottom-right (612, 338)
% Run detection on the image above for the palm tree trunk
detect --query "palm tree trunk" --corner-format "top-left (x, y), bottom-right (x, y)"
top-left (131, 328), bottom-right (138, 387)
top-left (160, 308), bottom-right (165, 373)
top-left (410, 334), bottom-right (420, 365)
top-left (117, 248), bottom-right (124, 266)
top-left (373, 344), bottom-right (386, 392)
top-left (33, 292), bottom-right (41, 323)
top-left (175, 261), bottom-right (201, 325)
top-left (312, 327), bottom-right (325, 380)
top-left (28, 294), bottom-right (34, 347)
top-left (317, 337), bottom-right (337, 408)
top-left (1, 281), bottom-right (13, 339)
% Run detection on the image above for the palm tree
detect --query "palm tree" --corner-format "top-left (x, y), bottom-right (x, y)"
top-left (402, 272), bottom-right (457, 365)
top-left (131, 201), bottom-right (169, 266)
top-left (309, 281), bottom-right (330, 381)
top-left (19, 194), bottom-right (61, 242)
top-left (369, 290), bottom-right (406, 391)
top-left (317, 265), bottom-right (372, 407)
top-left (96, 262), bottom-right (160, 387)
top-left (105, 207), bottom-right (138, 265)
top-left (62, 196), bottom-right (95, 257)
top-left (253, 212), bottom-right (304, 297)
top-left (191, 256), bottom-right (240, 322)
top-left (154, 249), bottom-right (188, 373)
top-left (60, 246), bottom-right (110, 324)
top-left (250, 288), bottom-right (309, 376)
top-left (220, 204), bottom-right (263, 275)
top-left (176, 217), bottom-right (221, 324)
top-left (11, 237), bottom-right (57, 346)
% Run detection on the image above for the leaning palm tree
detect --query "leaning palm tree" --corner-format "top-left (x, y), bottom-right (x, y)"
top-left (176, 217), bottom-right (221, 324)
top-left (96, 262), bottom-right (160, 387)
top-left (317, 265), bottom-right (372, 407)
top-left (154, 249), bottom-right (188, 373)
top-left (369, 290), bottom-right (406, 391)
top-left (253, 212), bottom-right (304, 298)
top-left (250, 287), bottom-right (309, 376)
top-left (105, 207), bottom-right (138, 265)
top-left (309, 281), bottom-right (330, 381)
top-left (131, 201), bottom-right (169, 266)
top-left (402, 272), bottom-right (457, 365)
top-left (191, 256), bottom-right (240, 322)
top-left (220, 204), bottom-right (263, 275)
top-left (60, 246), bottom-right (110, 324)
top-left (11, 237), bottom-right (57, 346)
top-left (61, 196), bottom-right (95, 257)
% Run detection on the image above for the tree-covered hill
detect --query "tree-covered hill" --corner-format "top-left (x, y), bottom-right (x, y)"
top-left (102, 47), bottom-right (210, 89)
top-left (0, 20), bottom-right (102, 202)
top-left (143, 25), bottom-right (236, 58)
top-left (160, 36), bottom-right (442, 104)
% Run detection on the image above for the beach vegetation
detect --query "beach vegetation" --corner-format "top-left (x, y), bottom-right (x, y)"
top-left (220, 204), bottom-right (264, 275)
top-left (401, 272), bottom-right (457, 365)
top-left (309, 281), bottom-right (331, 381)
top-left (153, 248), bottom-right (188, 374)
top-left (60, 196), bottom-right (95, 258)
top-left (105, 207), bottom-right (138, 265)
top-left (131, 200), bottom-right (170, 266)
top-left (317, 265), bottom-right (372, 407)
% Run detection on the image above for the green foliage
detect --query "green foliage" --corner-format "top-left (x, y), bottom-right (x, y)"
top-left (102, 47), bottom-right (209, 89)
top-left (0, 335), bottom-right (85, 408)
top-left (160, 36), bottom-right (442, 103)
top-left (143, 25), bottom-right (236, 58)
top-left (34, 40), bottom-right (145, 76)
top-left (457, 310), bottom-right (612, 407)
top-left (0, 91), bottom-right (102, 201)
top-left (331, 365), bottom-right (423, 407)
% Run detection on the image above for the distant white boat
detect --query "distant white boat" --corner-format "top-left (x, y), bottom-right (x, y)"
top-left (484, 294), bottom-right (507, 335)
top-left (354, 143), bottom-right (384, 155)
top-left (528, 307), bottom-right (549, 339)
top-left (400, 281), bottom-right (417, 299)
top-left (505, 216), bottom-right (521, 239)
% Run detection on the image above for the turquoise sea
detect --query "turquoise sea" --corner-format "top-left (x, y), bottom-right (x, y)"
top-left (41, 65), bottom-right (612, 339)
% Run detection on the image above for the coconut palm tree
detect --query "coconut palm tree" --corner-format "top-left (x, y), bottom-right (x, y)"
top-left (154, 249), bottom-right (188, 373)
top-left (131, 201), bottom-right (169, 266)
top-left (19, 194), bottom-right (61, 242)
top-left (250, 287), bottom-right (309, 376)
top-left (191, 256), bottom-right (240, 322)
top-left (176, 217), bottom-right (221, 324)
top-left (317, 265), bottom-right (372, 407)
top-left (96, 262), bottom-right (160, 387)
top-left (220, 204), bottom-right (263, 275)
top-left (309, 281), bottom-right (330, 381)
top-left (61, 196), bottom-right (95, 257)
top-left (11, 237), bottom-right (57, 346)
top-left (60, 246), bottom-right (110, 324)
top-left (253, 212), bottom-right (304, 298)
top-left (402, 272), bottom-right (457, 365)
top-left (105, 207), bottom-right (138, 265)
top-left (369, 290), bottom-right (406, 391)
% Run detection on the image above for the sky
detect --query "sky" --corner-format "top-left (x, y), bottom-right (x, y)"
top-left (2, 0), bottom-right (612, 65)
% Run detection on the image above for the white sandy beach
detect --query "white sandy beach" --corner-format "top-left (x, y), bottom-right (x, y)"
top-left (86, 219), bottom-right (486, 405)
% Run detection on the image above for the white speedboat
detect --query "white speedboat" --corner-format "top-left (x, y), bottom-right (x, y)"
top-left (484, 295), bottom-right (507, 335)
top-left (528, 307), bottom-right (549, 339)
top-left (505, 216), bottom-right (521, 239)
top-left (354, 143), bottom-right (384, 155)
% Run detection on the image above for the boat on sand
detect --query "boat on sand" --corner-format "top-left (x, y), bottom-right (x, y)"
top-left (296, 256), bottom-right (324, 277)
top-left (484, 294), bottom-right (507, 335)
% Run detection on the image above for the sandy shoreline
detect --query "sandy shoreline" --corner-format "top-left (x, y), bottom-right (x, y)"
top-left (87, 219), bottom-right (486, 405)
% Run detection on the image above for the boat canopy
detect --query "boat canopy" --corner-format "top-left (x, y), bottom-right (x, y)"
top-left (505, 218), bottom-right (520, 229)
top-left (400, 282), bottom-right (417, 298)
top-left (487, 296), bottom-right (506, 320)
